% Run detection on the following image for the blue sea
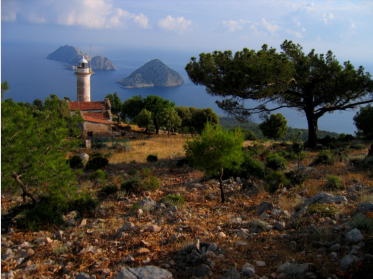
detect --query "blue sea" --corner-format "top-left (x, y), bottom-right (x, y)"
top-left (2, 41), bottom-right (372, 134)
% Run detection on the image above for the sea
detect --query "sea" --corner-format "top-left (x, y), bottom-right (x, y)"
top-left (2, 41), bottom-right (372, 135)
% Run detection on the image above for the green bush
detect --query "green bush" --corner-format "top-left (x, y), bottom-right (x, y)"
top-left (219, 152), bottom-right (264, 180)
top-left (325, 175), bottom-right (343, 189)
top-left (306, 203), bottom-right (337, 217)
top-left (245, 143), bottom-right (264, 156)
top-left (68, 193), bottom-right (99, 217)
top-left (141, 167), bottom-right (151, 178)
top-left (143, 175), bottom-right (161, 191)
top-left (285, 170), bottom-right (309, 186)
top-left (158, 194), bottom-right (185, 207)
top-left (104, 152), bottom-right (114, 158)
top-left (259, 148), bottom-right (271, 159)
top-left (127, 167), bottom-right (138, 176)
top-left (147, 154), bottom-right (158, 162)
top-left (242, 130), bottom-right (258, 141)
top-left (311, 150), bottom-right (335, 166)
top-left (121, 176), bottom-right (143, 194)
top-left (350, 144), bottom-right (366, 150)
top-left (89, 169), bottom-right (106, 184)
top-left (349, 215), bottom-right (373, 232)
top-left (97, 185), bottom-right (118, 200)
top-left (265, 154), bottom-right (287, 171)
top-left (85, 155), bottom-right (109, 171)
top-left (67, 155), bottom-right (83, 169)
top-left (264, 171), bottom-right (290, 193)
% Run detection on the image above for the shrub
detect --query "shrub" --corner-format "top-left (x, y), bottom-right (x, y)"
top-left (264, 171), bottom-right (290, 193)
top-left (120, 176), bottom-right (143, 194)
top-left (259, 148), bottom-right (271, 159)
top-left (53, 245), bottom-right (69, 256)
top-left (147, 154), bottom-right (158, 162)
top-left (104, 152), bottom-right (114, 158)
top-left (325, 175), bottom-right (343, 190)
top-left (141, 167), bottom-right (151, 178)
top-left (97, 185), bottom-right (118, 200)
top-left (311, 150), bottom-right (335, 166)
top-left (285, 170), bottom-right (309, 186)
top-left (143, 175), bottom-right (161, 191)
top-left (130, 203), bottom-right (140, 212)
top-left (265, 154), bottom-right (287, 171)
top-left (127, 167), bottom-right (138, 176)
top-left (67, 155), bottom-right (83, 169)
top-left (306, 203), bottom-right (337, 217)
top-left (349, 215), bottom-right (373, 232)
top-left (85, 155), bottom-right (109, 171)
top-left (242, 130), bottom-right (258, 141)
top-left (158, 194), bottom-right (185, 207)
top-left (245, 143), bottom-right (263, 156)
top-left (318, 135), bottom-right (336, 148)
top-left (68, 193), bottom-right (99, 217)
top-left (350, 144), bottom-right (366, 150)
top-left (241, 153), bottom-right (264, 179)
top-left (89, 169), bottom-right (106, 184)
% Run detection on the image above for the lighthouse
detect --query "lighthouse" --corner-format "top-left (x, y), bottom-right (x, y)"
top-left (75, 56), bottom-right (92, 102)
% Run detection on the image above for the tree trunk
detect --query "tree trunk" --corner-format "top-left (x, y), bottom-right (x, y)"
top-left (219, 167), bottom-right (225, 203)
top-left (306, 113), bottom-right (318, 148)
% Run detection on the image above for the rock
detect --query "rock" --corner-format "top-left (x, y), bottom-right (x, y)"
top-left (75, 273), bottom-right (91, 279)
top-left (217, 232), bottom-right (226, 238)
top-left (80, 153), bottom-right (89, 161)
top-left (330, 244), bottom-right (341, 251)
top-left (329, 252), bottom-right (338, 261)
top-left (274, 221), bottom-right (286, 231)
top-left (364, 254), bottom-right (373, 262)
top-left (223, 267), bottom-right (240, 279)
top-left (136, 209), bottom-right (143, 216)
top-left (119, 222), bottom-right (136, 232)
top-left (80, 246), bottom-right (102, 254)
top-left (148, 225), bottom-right (161, 233)
top-left (123, 254), bottom-right (135, 263)
top-left (227, 217), bottom-right (243, 227)
top-left (2, 249), bottom-right (15, 261)
top-left (345, 228), bottom-right (364, 243)
top-left (138, 197), bottom-right (156, 210)
top-left (290, 241), bottom-right (297, 251)
top-left (354, 183), bottom-right (363, 191)
top-left (190, 264), bottom-right (213, 277)
top-left (116, 266), bottom-right (173, 279)
top-left (169, 205), bottom-right (178, 213)
top-left (79, 219), bottom-right (87, 227)
top-left (277, 262), bottom-right (311, 274)
top-left (340, 255), bottom-right (361, 271)
top-left (306, 192), bottom-right (347, 205)
top-left (235, 241), bottom-right (248, 247)
top-left (55, 230), bottom-right (64, 240)
top-left (117, 59), bottom-right (184, 89)
top-left (257, 201), bottom-right (274, 215)
top-left (256, 261), bottom-right (266, 267)
top-left (242, 263), bottom-right (255, 277)
top-left (235, 228), bottom-right (250, 239)
top-left (136, 248), bottom-right (150, 255)
top-left (357, 202), bottom-right (373, 213)
top-left (207, 243), bottom-right (218, 253)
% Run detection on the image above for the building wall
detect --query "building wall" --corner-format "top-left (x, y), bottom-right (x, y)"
top-left (83, 121), bottom-right (112, 138)
top-left (76, 73), bottom-right (92, 102)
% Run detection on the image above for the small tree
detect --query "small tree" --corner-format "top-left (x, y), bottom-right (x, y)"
top-left (156, 107), bottom-right (182, 136)
top-left (134, 109), bottom-right (152, 133)
top-left (353, 105), bottom-right (373, 140)
top-left (184, 123), bottom-right (244, 203)
top-left (105, 92), bottom-right (122, 124)
top-left (258, 113), bottom-right (287, 142)
top-left (191, 107), bottom-right (219, 134)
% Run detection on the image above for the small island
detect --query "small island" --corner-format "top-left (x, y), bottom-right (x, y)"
top-left (47, 45), bottom-right (116, 70)
top-left (117, 59), bottom-right (184, 89)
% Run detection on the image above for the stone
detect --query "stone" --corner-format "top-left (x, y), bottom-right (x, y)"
top-left (2, 249), bottom-right (15, 261)
top-left (116, 266), bottom-right (173, 279)
top-left (340, 255), bottom-right (361, 271)
top-left (329, 252), bottom-right (338, 261)
top-left (228, 217), bottom-right (243, 227)
top-left (274, 221), bottom-right (286, 231)
top-left (217, 232), bottom-right (226, 238)
top-left (357, 202), bottom-right (373, 213)
top-left (137, 248), bottom-right (150, 255)
top-left (119, 222), bottom-right (136, 232)
top-left (257, 201), bottom-right (274, 215)
top-left (190, 264), bottom-right (213, 277)
top-left (80, 153), bottom-right (89, 161)
top-left (123, 254), bottom-right (135, 263)
top-left (235, 241), bottom-right (248, 247)
top-left (148, 225), bottom-right (161, 233)
top-left (138, 197), bottom-right (156, 210)
top-left (207, 243), bottom-right (218, 253)
top-left (330, 244), bottom-right (341, 251)
top-left (168, 205), bottom-right (178, 213)
top-left (79, 219), bottom-right (87, 227)
top-left (306, 192), bottom-right (347, 205)
top-left (80, 246), bottom-right (102, 254)
top-left (256, 261), bottom-right (266, 267)
top-left (55, 230), bottom-right (64, 240)
top-left (242, 263), bottom-right (255, 277)
top-left (345, 228), bottom-right (364, 243)
top-left (236, 228), bottom-right (250, 239)
top-left (136, 209), bottom-right (143, 216)
top-left (223, 267), bottom-right (240, 279)
top-left (75, 273), bottom-right (91, 279)
top-left (354, 183), bottom-right (363, 191)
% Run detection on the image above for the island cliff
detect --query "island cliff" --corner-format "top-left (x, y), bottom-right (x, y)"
top-left (47, 45), bottom-right (116, 70)
top-left (117, 59), bottom-right (184, 89)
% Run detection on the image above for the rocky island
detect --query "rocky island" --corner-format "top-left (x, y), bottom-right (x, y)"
top-left (117, 59), bottom-right (184, 89)
top-left (47, 45), bottom-right (116, 70)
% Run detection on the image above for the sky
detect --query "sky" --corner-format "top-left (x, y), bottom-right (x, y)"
top-left (2, 0), bottom-right (373, 65)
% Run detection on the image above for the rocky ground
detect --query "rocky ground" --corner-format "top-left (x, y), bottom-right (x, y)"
top-left (2, 142), bottom-right (373, 279)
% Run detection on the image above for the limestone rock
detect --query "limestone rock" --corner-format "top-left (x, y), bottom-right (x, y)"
top-left (340, 255), bottom-right (361, 271)
top-left (116, 266), bottom-right (173, 279)
top-left (357, 202), bottom-right (373, 213)
top-left (257, 201), bottom-right (274, 215)
top-left (345, 228), bottom-right (364, 243)
top-left (242, 263), bottom-right (255, 277)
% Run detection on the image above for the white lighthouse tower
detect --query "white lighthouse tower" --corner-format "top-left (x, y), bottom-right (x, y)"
top-left (75, 57), bottom-right (92, 102)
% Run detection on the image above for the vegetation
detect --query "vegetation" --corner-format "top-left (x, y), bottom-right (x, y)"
top-left (186, 40), bottom-right (373, 147)
top-left (134, 109), bottom-right (153, 133)
top-left (259, 113), bottom-right (288, 142)
top-left (354, 105), bottom-right (373, 140)
top-left (265, 154), bottom-right (287, 171)
top-left (158, 194), bottom-right (185, 207)
top-left (184, 123), bottom-right (244, 203)
top-left (85, 154), bottom-right (109, 171)
top-left (306, 203), bottom-right (337, 218)
top-left (264, 171), bottom-right (290, 193)
top-left (105, 92), bottom-right (122, 124)
top-left (147, 154), bottom-right (158, 162)
top-left (156, 107), bottom-right (182, 136)
top-left (325, 175), bottom-right (343, 190)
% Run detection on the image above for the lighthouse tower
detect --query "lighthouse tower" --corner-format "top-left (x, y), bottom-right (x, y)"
top-left (75, 57), bottom-right (92, 102)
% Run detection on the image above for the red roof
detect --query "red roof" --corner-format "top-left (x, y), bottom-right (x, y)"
top-left (83, 115), bottom-right (112, 125)
top-left (84, 112), bottom-right (110, 120)
top-left (70, 101), bottom-right (106, 110)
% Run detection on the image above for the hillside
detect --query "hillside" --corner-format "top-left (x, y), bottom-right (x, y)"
top-left (219, 116), bottom-right (340, 141)
top-left (117, 59), bottom-right (184, 89)
top-left (1, 134), bottom-right (373, 278)
top-left (47, 45), bottom-right (116, 70)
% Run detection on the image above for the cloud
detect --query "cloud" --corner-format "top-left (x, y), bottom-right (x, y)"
top-left (222, 20), bottom-right (242, 32)
top-left (158, 15), bottom-right (191, 31)
top-left (285, 29), bottom-right (303, 38)
top-left (262, 18), bottom-right (281, 35)
top-left (1, 0), bottom-right (150, 29)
